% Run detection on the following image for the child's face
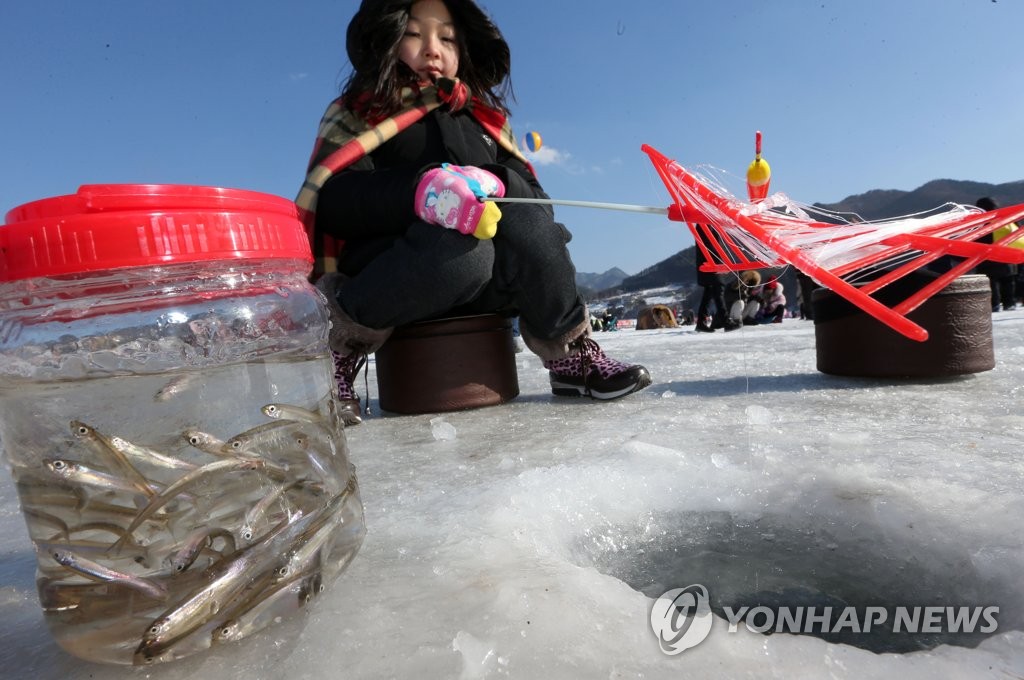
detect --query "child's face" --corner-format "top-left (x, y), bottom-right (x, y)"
top-left (399, 0), bottom-right (459, 82)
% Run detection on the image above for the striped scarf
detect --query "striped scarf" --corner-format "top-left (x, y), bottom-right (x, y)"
top-left (295, 79), bottom-right (530, 278)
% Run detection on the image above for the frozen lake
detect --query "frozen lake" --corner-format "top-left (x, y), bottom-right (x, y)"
top-left (2, 310), bottom-right (1023, 679)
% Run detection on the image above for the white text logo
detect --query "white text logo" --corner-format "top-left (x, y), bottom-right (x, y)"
top-left (651, 586), bottom-right (1000, 655)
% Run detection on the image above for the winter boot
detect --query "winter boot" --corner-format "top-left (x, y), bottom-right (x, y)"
top-left (544, 337), bottom-right (652, 400)
top-left (332, 350), bottom-right (367, 426)
top-left (315, 273), bottom-right (394, 426)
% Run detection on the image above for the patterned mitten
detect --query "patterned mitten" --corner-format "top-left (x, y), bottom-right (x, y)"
top-left (414, 164), bottom-right (505, 239)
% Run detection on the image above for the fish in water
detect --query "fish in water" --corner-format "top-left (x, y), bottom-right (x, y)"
top-left (114, 457), bottom-right (266, 550)
top-left (51, 549), bottom-right (167, 601)
top-left (107, 434), bottom-right (197, 472)
top-left (44, 458), bottom-right (157, 499)
top-left (133, 512), bottom-right (307, 665)
top-left (70, 421), bottom-right (156, 498)
top-left (165, 527), bottom-right (237, 574)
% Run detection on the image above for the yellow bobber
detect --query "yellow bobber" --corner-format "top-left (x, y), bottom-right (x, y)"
top-left (746, 130), bottom-right (771, 202)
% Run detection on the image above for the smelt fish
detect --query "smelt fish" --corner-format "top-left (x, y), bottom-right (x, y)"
top-left (37, 538), bottom-right (148, 563)
top-left (272, 484), bottom-right (352, 583)
top-left (153, 373), bottom-right (200, 402)
top-left (108, 434), bottom-right (197, 472)
top-left (134, 513), bottom-right (305, 665)
top-left (51, 549), bottom-right (167, 601)
top-left (221, 419), bottom-right (311, 455)
top-left (166, 527), bottom-right (236, 574)
top-left (115, 458), bottom-right (264, 549)
top-left (70, 421), bottom-right (156, 498)
top-left (184, 428), bottom-right (290, 479)
top-left (239, 481), bottom-right (299, 543)
top-left (181, 429), bottom-right (228, 456)
top-left (44, 458), bottom-right (157, 498)
top-left (210, 570), bottom-right (320, 646)
top-left (261, 403), bottom-right (324, 424)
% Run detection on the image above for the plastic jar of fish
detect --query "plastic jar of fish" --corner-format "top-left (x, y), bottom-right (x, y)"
top-left (0, 185), bottom-right (365, 665)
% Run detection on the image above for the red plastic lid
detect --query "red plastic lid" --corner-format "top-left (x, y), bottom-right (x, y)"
top-left (1, 184), bottom-right (312, 281)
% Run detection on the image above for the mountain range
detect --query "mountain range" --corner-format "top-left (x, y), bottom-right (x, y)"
top-left (576, 177), bottom-right (1024, 297)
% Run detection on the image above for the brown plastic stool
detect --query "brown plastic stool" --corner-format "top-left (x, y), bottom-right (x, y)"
top-left (374, 313), bottom-right (520, 414)
top-left (813, 273), bottom-right (994, 378)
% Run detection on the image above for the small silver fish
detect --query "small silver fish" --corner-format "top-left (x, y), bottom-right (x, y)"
top-left (116, 457), bottom-right (264, 550)
top-left (108, 434), bottom-right (197, 472)
top-left (44, 458), bottom-right (156, 498)
top-left (261, 403), bottom-right (324, 424)
top-left (153, 373), bottom-right (200, 402)
top-left (184, 429), bottom-right (290, 480)
top-left (70, 421), bottom-right (156, 498)
top-left (166, 527), bottom-right (237, 574)
top-left (181, 429), bottom-right (228, 456)
top-left (210, 570), bottom-right (317, 646)
top-left (239, 481), bottom-right (299, 543)
top-left (51, 549), bottom-right (167, 601)
top-left (271, 484), bottom-right (353, 584)
top-left (134, 512), bottom-right (306, 665)
top-left (221, 420), bottom-right (310, 455)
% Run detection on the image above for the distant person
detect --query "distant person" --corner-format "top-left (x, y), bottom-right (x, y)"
top-left (758, 277), bottom-right (787, 323)
top-left (601, 309), bottom-right (617, 332)
top-left (975, 197), bottom-right (1018, 311)
top-left (743, 277), bottom-right (786, 325)
top-left (299, 0), bottom-right (652, 413)
top-left (726, 270), bottom-right (761, 324)
top-left (796, 272), bottom-right (818, 320)
top-left (693, 230), bottom-right (739, 333)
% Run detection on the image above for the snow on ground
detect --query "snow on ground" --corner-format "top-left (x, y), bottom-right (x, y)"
top-left (2, 310), bottom-right (1024, 678)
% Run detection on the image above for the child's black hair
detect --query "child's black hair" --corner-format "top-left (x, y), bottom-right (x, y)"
top-left (342, 0), bottom-right (513, 116)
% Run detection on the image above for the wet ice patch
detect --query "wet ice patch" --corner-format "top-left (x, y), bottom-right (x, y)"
top-left (452, 630), bottom-right (498, 679)
top-left (745, 405), bottom-right (772, 425)
top-left (431, 417), bottom-right (457, 441)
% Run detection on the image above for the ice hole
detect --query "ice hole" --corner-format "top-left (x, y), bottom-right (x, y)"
top-left (575, 510), bottom-right (1016, 654)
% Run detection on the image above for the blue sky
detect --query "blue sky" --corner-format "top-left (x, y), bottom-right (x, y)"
top-left (2, 1), bottom-right (1022, 275)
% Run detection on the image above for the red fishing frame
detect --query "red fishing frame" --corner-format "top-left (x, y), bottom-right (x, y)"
top-left (643, 144), bottom-right (1024, 341)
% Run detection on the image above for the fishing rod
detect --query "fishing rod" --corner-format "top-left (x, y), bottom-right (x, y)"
top-left (482, 196), bottom-right (670, 216)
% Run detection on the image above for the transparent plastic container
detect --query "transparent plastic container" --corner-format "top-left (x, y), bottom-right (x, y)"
top-left (0, 184), bottom-right (365, 665)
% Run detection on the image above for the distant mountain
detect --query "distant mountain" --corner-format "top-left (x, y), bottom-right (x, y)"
top-left (583, 177), bottom-right (1024, 296)
top-left (620, 250), bottom-right (694, 290)
top-left (575, 267), bottom-right (629, 292)
top-left (815, 179), bottom-right (1024, 221)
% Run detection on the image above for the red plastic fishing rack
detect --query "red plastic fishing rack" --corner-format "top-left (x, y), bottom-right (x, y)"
top-left (642, 144), bottom-right (1024, 342)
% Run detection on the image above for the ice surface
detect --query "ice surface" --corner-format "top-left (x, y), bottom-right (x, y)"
top-left (430, 417), bottom-right (458, 442)
top-left (2, 310), bottom-right (1024, 678)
